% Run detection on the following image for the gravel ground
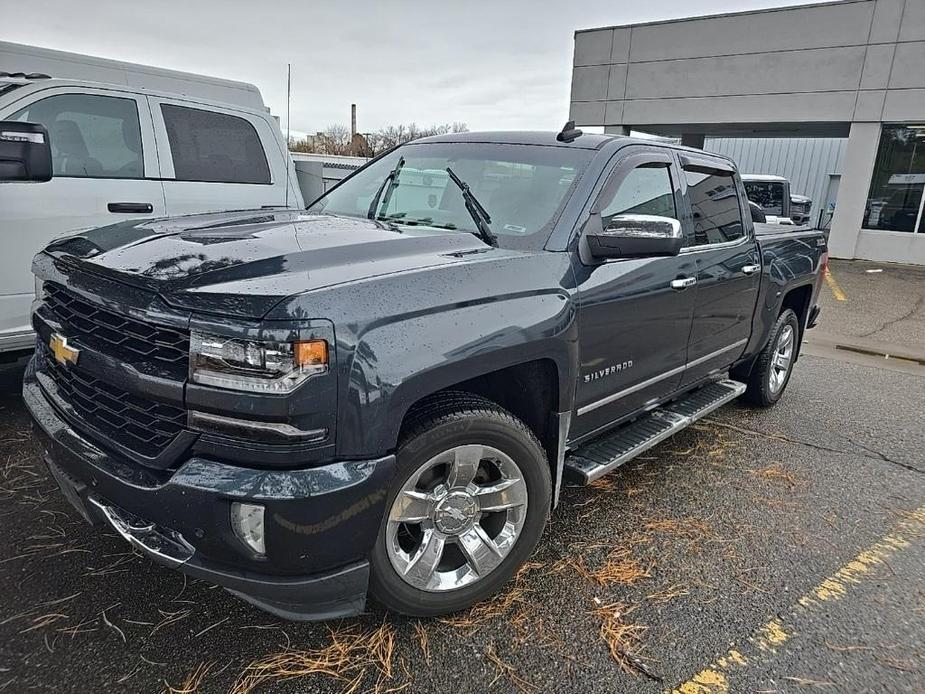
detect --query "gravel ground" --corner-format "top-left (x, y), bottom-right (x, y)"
top-left (0, 351), bottom-right (922, 694)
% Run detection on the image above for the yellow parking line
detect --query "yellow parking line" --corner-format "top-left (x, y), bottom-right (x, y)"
top-left (824, 267), bottom-right (847, 301)
top-left (666, 507), bottom-right (925, 694)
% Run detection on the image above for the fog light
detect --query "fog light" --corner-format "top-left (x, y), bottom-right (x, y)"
top-left (230, 502), bottom-right (265, 555)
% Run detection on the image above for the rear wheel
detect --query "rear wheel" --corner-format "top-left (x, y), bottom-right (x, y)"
top-left (743, 308), bottom-right (800, 407)
top-left (369, 393), bottom-right (550, 616)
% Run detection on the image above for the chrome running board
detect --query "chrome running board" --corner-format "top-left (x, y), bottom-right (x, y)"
top-left (565, 379), bottom-right (746, 484)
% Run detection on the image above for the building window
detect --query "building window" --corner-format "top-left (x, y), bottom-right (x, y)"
top-left (864, 125), bottom-right (925, 234)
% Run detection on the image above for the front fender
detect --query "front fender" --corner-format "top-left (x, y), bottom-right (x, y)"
top-left (337, 290), bottom-right (578, 458)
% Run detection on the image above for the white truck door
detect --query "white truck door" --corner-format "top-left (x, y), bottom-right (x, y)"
top-left (149, 97), bottom-right (298, 216)
top-left (0, 86), bottom-right (165, 352)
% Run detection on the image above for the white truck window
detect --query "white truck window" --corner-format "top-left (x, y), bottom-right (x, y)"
top-left (160, 104), bottom-right (270, 184)
top-left (11, 94), bottom-right (143, 178)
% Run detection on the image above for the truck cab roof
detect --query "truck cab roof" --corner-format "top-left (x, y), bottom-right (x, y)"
top-left (417, 130), bottom-right (618, 150)
top-left (0, 40), bottom-right (265, 110)
top-left (0, 76), bottom-right (272, 118)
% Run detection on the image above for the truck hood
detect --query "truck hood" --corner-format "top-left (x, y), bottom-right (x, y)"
top-left (44, 209), bottom-right (496, 318)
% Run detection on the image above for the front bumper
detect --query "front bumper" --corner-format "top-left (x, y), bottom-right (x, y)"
top-left (23, 366), bottom-right (395, 621)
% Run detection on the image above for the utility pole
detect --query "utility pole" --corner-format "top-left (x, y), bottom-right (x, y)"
top-left (351, 104), bottom-right (357, 138)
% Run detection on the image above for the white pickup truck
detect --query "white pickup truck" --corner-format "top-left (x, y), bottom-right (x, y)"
top-left (0, 41), bottom-right (304, 353)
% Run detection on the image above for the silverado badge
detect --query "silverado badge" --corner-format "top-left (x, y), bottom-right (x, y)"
top-left (49, 333), bottom-right (79, 366)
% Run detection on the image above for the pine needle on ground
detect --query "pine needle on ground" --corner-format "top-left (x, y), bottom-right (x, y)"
top-left (230, 622), bottom-right (400, 694)
top-left (592, 602), bottom-right (661, 682)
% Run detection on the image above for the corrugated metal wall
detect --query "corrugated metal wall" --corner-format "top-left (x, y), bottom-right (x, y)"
top-left (704, 137), bottom-right (847, 227)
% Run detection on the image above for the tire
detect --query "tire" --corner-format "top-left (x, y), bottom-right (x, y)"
top-left (742, 308), bottom-right (800, 407)
top-left (368, 392), bottom-right (551, 617)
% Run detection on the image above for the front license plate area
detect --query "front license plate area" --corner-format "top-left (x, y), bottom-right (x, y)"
top-left (45, 458), bottom-right (95, 524)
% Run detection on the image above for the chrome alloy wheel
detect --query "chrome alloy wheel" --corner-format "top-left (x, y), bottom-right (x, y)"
top-left (385, 444), bottom-right (528, 592)
top-left (769, 324), bottom-right (795, 394)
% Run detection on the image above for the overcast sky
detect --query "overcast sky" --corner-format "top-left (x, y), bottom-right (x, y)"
top-left (9, 0), bottom-right (827, 136)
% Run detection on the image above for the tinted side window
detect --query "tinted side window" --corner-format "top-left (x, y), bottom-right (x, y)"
top-left (601, 165), bottom-right (677, 219)
top-left (12, 94), bottom-right (143, 178)
top-left (685, 170), bottom-right (745, 246)
top-left (161, 105), bottom-right (270, 184)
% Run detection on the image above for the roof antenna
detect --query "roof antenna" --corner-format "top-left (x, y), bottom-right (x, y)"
top-left (556, 120), bottom-right (583, 143)
top-left (284, 62), bottom-right (291, 211)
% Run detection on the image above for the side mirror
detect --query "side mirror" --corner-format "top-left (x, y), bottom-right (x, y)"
top-left (0, 121), bottom-right (53, 182)
top-left (749, 200), bottom-right (767, 224)
top-left (587, 214), bottom-right (683, 259)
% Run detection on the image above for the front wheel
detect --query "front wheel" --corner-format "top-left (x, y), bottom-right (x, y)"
top-left (742, 308), bottom-right (800, 407)
top-left (369, 393), bottom-right (550, 617)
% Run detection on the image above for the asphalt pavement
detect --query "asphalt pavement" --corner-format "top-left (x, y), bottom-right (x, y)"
top-left (0, 347), bottom-right (923, 693)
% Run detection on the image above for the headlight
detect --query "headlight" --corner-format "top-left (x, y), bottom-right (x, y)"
top-left (190, 330), bottom-right (328, 393)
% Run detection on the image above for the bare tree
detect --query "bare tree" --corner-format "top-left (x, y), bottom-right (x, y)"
top-left (368, 122), bottom-right (468, 154)
top-left (290, 122), bottom-right (469, 156)
top-left (316, 124), bottom-right (352, 155)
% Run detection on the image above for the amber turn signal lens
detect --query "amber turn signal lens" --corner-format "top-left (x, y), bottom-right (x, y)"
top-left (294, 340), bottom-right (328, 367)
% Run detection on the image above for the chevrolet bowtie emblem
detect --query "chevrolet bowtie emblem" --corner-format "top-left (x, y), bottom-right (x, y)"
top-left (49, 333), bottom-right (79, 366)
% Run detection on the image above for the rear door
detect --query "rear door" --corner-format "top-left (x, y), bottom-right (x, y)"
top-left (0, 86), bottom-right (164, 348)
top-left (149, 98), bottom-right (292, 215)
top-left (570, 146), bottom-right (697, 440)
top-left (678, 154), bottom-right (761, 386)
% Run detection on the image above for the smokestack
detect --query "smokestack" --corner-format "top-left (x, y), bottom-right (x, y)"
top-left (351, 104), bottom-right (357, 138)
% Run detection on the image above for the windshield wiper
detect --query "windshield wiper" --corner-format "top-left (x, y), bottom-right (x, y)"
top-left (367, 156), bottom-right (404, 220)
top-left (445, 167), bottom-right (498, 247)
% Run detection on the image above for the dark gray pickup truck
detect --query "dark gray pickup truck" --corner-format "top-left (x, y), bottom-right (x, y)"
top-left (20, 127), bottom-right (827, 620)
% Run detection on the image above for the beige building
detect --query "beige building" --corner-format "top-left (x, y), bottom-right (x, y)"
top-left (569, 0), bottom-right (925, 265)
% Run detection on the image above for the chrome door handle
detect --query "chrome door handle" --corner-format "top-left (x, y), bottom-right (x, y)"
top-left (742, 264), bottom-right (761, 275)
top-left (670, 277), bottom-right (697, 290)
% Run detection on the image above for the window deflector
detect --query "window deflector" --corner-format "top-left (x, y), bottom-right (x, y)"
top-left (592, 150), bottom-right (673, 216)
top-left (679, 152), bottom-right (735, 176)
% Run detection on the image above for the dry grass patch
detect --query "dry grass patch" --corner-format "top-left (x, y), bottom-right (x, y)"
top-left (437, 560), bottom-right (543, 629)
top-left (413, 621), bottom-right (430, 665)
top-left (642, 516), bottom-right (714, 545)
top-left (485, 643), bottom-right (537, 692)
top-left (230, 622), bottom-right (404, 694)
top-left (592, 601), bottom-right (660, 682)
top-left (573, 548), bottom-right (652, 588)
top-left (749, 462), bottom-right (799, 489)
top-left (645, 584), bottom-right (689, 604)
top-left (588, 476), bottom-right (619, 493)
top-left (163, 661), bottom-right (214, 694)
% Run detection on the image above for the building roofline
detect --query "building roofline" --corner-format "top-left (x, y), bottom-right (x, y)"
top-left (574, 0), bottom-right (859, 35)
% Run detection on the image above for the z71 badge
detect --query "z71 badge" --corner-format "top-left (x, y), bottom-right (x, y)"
top-left (584, 361), bottom-right (633, 383)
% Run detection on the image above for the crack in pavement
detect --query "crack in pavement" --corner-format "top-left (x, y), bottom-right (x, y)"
top-left (856, 290), bottom-right (925, 339)
top-left (703, 417), bottom-right (924, 476)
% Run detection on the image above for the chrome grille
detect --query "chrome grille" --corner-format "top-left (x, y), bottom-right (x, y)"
top-left (39, 345), bottom-right (186, 459)
top-left (43, 283), bottom-right (189, 365)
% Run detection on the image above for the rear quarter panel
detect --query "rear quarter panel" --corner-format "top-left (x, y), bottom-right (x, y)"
top-left (746, 227), bottom-right (827, 358)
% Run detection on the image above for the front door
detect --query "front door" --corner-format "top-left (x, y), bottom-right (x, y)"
top-left (679, 161), bottom-right (760, 385)
top-left (570, 147), bottom-right (697, 440)
top-left (0, 87), bottom-right (165, 349)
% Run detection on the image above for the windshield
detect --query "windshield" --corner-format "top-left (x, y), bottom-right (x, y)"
top-left (308, 142), bottom-right (594, 250)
